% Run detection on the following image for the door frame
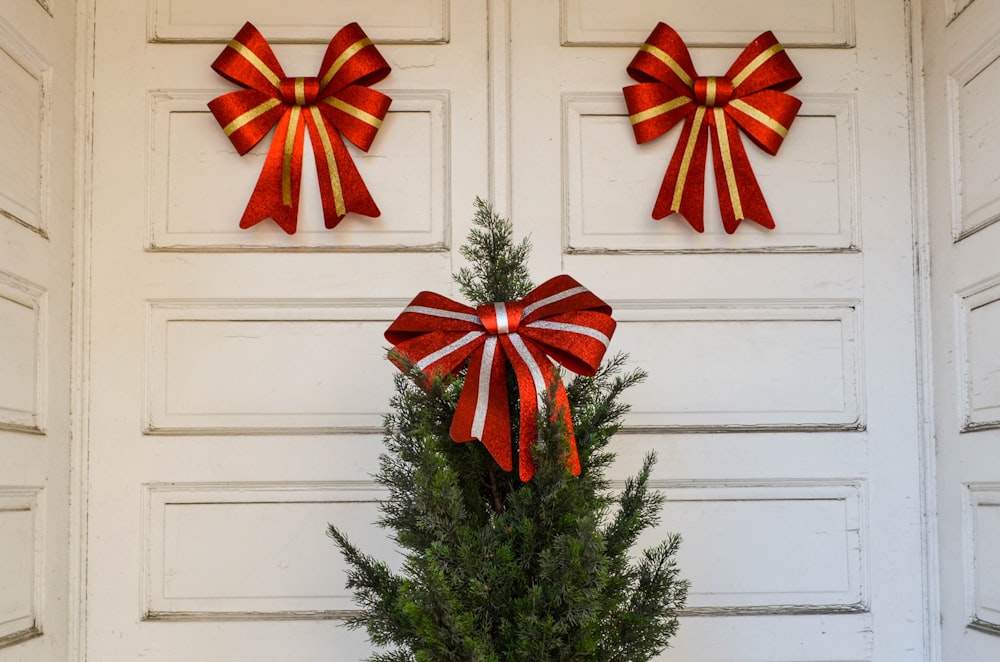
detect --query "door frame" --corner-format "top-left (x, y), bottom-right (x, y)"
top-left (65, 0), bottom-right (946, 659)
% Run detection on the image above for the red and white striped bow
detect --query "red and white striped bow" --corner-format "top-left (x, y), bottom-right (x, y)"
top-left (385, 275), bottom-right (617, 481)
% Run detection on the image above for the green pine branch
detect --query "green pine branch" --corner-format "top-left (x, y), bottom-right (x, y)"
top-left (454, 197), bottom-right (533, 305)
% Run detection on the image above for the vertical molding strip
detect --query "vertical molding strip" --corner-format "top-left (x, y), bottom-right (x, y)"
top-left (70, 0), bottom-right (97, 658)
top-left (487, 0), bottom-right (512, 217)
top-left (906, 0), bottom-right (943, 658)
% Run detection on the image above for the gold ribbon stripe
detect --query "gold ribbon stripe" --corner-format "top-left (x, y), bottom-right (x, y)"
top-left (713, 108), bottom-right (744, 219)
top-left (320, 38), bottom-right (373, 90)
top-left (281, 107), bottom-right (302, 206)
top-left (728, 99), bottom-right (790, 139)
top-left (629, 95), bottom-right (689, 126)
top-left (671, 106), bottom-right (706, 211)
top-left (731, 43), bottom-right (783, 88)
top-left (227, 39), bottom-right (282, 89)
top-left (309, 106), bottom-right (347, 217)
top-left (294, 78), bottom-right (307, 106)
top-left (705, 77), bottom-right (717, 107)
top-left (639, 42), bottom-right (693, 88)
top-left (322, 97), bottom-right (383, 129)
top-left (223, 98), bottom-right (282, 137)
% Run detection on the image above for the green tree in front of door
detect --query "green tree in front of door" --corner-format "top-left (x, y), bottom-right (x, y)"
top-left (329, 199), bottom-right (687, 661)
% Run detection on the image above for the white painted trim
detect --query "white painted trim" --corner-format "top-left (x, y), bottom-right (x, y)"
top-left (906, 0), bottom-right (943, 657)
top-left (0, 269), bottom-right (47, 434)
top-left (559, 0), bottom-right (857, 48)
top-left (140, 298), bottom-right (408, 435)
top-left (143, 89), bottom-right (451, 253)
top-left (487, 0), bottom-right (512, 218)
top-left (962, 484), bottom-right (1000, 630)
top-left (560, 92), bottom-right (862, 254)
top-left (69, 0), bottom-right (97, 658)
top-left (946, 0), bottom-right (977, 26)
top-left (953, 274), bottom-right (1000, 431)
top-left (139, 480), bottom-right (388, 621)
top-left (145, 0), bottom-right (450, 44)
top-left (610, 298), bottom-right (866, 432)
top-left (641, 478), bottom-right (869, 616)
top-left (947, 30), bottom-right (1000, 241)
top-left (0, 487), bottom-right (44, 647)
top-left (0, 14), bottom-right (52, 239)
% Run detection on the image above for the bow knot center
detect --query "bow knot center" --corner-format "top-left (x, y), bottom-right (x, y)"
top-left (477, 302), bottom-right (524, 335)
top-left (693, 76), bottom-right (733, 107)
top-left (279, 77), bottom-right (321, 106)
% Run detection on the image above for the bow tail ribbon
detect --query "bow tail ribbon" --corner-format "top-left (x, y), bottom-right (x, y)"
top-left (449, 334), bottom-right (579, 481)
top-left (302, 109), bottom-right (380, 229)
top-left (502, 334), bottom-right (578, 481)
top-left (239, 103), bottom-right (383, 234)
top-left (450, 338), bottom-right (514, 471)
top-left (240, 107), bottom-right (306, 234)
top-left (653, 108), bottom-right (776, 234)
top-left (654, 105), bottom-right (710, 231)
top-left (710, 108), bottom-right (774, 234)
top-left (715, 88), bottom-right (802, 232)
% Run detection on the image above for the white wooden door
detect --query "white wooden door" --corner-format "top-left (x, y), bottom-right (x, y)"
top-left (506, 1), bottom-right (925, 660)
top-left (0, 0), bottom-right (77, 661)
top-left (85, 0), bottom-right (929, 660)
top-left (85, 1), bottom-right (488, 660)
top-left (920, 0), bottom-right (1000, 659)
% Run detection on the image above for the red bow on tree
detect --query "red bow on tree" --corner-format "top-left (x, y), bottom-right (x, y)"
top-left (385, 276), bottom-right (617, 481)
top-left (209, 22), bottom-right (391, 234)
top-left (623, 23), bottom-right (802, 234)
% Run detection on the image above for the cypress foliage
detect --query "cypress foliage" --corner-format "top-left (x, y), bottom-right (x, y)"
top-left (329, 199), bottom-right (687, 661)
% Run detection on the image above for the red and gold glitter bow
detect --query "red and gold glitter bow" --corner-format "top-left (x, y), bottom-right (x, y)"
top-left (209, 22), bottom-right (391, 234)
top-left (385, 276), bottom-right (616, 481)
top-left (623, 23), bottom-right (802, 234)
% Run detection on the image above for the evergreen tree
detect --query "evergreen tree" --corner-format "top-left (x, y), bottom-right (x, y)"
top-left (329, 199), bottom-right (687, 661)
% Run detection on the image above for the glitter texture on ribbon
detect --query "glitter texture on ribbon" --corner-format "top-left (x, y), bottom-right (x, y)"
top-left (209, 22), bottom-right (391, 234)
top-left (385, 276), bottom-right (617, 481)
top-left (623, 23), bottom-right (802, 234)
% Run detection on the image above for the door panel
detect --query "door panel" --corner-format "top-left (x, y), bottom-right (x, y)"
top-left (0, 1), bottom-right (76, 660)
top-left (921, 0), bottom-right (1000, 659)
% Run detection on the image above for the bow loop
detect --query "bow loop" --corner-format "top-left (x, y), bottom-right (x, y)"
top-left (394, 329), bottom-right (487, 378)
top-left (208, 88), bottom-right (285, 155)
top-left (386, 276), bottom-right (616, 481)
top-left (318, 22), bottom-right (391, 94)
top-left (211, 22), bottom-right (285, 94)
top-left (386, 291), bottom-right (480, 335)
top-left (318, 85), bottom-right (392, 151)
top-left (725, 31), bottom-right (801, 98)
top-left (624, 83), bottom-right (694, 145)
top-left (725, 89), bottom-right (801, 155)
top-left (623, 22), bottom-right (801, 233)
top-left (209, 22), bottom-right (391, 234)
top-left (520, 275), bottom-right (613, 323)
top-left (625, 22), bottom-right (697, 93)
top-left (522, 310), bottom-right (615, 377)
